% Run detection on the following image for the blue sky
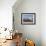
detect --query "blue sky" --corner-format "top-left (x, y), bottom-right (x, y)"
top-left (22, 14), bottom-right (33, 20)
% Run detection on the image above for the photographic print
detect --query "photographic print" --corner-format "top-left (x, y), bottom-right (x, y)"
top-left (21, 13), bottom-right (36, 25)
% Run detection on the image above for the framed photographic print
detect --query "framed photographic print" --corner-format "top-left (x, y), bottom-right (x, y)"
top-left (21, 13), bottom-right (36, 25)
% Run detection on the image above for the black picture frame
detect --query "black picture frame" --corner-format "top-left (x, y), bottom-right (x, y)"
top-left (21, 13), bottom-right (36, 25)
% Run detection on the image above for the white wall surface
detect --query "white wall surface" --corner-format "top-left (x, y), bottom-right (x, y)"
top-left (0, 0), bottom-right (17, 39)
top-left (41, 0), bottom-right (46, 46)
top-left (0, 0), bottom-right (17, 29)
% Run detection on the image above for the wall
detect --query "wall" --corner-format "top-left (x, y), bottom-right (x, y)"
top-left (0, 0), bottom-right (17, 30)
top-left (41, 0), bottom-right (46, 46)
top-left (13, 0), bottom-right (41, 46)
top-left (0, 0), bottom-right (17, 38)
